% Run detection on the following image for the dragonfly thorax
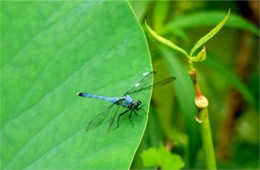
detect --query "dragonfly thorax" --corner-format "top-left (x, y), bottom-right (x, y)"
top-left (119, 95), bottom-right (134, 108)
top-left (119, 95), bottom-right (142, 110)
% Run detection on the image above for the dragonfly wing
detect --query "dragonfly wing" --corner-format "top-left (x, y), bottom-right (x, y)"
top-left (86, 104), bottom-right (115, 131)
top-left (107, 104), bottom-right (121, 132)
top-left (129, 77), bottom-right (175, 95)
top-left (124, 71), bottom-right (175, 96)
top-left (123, 71), bottom-right (155, 96)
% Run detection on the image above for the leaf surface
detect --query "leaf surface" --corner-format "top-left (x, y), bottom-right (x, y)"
top-left (0, 1), bottom-right (152, 169)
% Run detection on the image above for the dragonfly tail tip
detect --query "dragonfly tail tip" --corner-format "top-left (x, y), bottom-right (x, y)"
top-left (76, 92), bottom-right (82, 96)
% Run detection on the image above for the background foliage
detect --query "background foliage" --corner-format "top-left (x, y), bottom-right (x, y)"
top-left (1, 0), bottom-right (259, 169)
top-left (129, 0), bottom-right (259, 169)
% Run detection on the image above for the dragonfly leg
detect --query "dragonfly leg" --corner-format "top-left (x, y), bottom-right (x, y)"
top-left (134, 110), bottom-right (142, 118)
top-left (139, 108), bottom-right (147, 115)
top-left (117, 109), bottom-right (130, 128)
top-left (129, 110), bottom-right (134, 127)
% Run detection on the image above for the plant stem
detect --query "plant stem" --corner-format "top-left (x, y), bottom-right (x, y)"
top-left (189, 70), bottom-right (216, 169)
top-left (199, 108), bottom-right (216, 169)
top-left (188, 59), bottom-right (194, 72)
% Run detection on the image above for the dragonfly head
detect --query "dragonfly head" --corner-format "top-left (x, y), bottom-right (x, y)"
top-left (135, 100), bottom-right (142, 110)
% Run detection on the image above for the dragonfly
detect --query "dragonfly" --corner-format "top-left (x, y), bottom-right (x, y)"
top-left (77, 71), bottom-right (175, 132)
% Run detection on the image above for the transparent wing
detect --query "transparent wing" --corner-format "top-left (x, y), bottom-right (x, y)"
top-left (86, 104), bottom-right (116, 131)
top-left (107, 104), bottom-right (121, 132)
top-left (124, 71), bottom-right (175, 96)
top-left (123, 71), bottom-right (155, 96)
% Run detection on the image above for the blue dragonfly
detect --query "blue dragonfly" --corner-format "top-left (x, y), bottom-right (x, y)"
top-left (77, 71), bottom-right (175, 132)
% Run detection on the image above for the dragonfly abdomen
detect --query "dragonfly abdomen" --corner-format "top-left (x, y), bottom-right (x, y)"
top-left (77, 92), bottom-right (119, 104)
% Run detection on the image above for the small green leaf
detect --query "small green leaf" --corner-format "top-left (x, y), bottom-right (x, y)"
top-left (192, 46), bottom-right (207, 62)
top-left (190, 9), bottom-right (230, 56)
top-left (145, 21), bottom-right (190, 58)
top-left (141, 144), bottom-right (184, 169)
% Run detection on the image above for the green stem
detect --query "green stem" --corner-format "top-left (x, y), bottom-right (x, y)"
top-left (188, 59), bottom-right (194, 72)
top-left (199, 108), bottom-right (216, 169)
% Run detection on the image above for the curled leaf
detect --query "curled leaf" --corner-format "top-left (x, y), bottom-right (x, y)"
top-left (192, 46), bottom-right (206, 62)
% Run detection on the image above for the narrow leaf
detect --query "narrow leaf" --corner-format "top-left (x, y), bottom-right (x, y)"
top-left (165, 10), bottom-right (259, 37)
top-left (190, 9), bottom-right (230, 56)
top-left (145, 21), bottom-right (189, 58)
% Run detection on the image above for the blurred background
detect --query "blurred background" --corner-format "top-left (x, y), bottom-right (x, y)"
top-left (128, 0), bottom-right (259, 169)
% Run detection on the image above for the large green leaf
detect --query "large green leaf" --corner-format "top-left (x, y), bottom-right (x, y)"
top-left (128, 0), bottom-right (150, 21)
top-left (165, 11), bottom-right (259, 37)
top-left (0, 1), bottom-right (152, 169)
top-left (159, 47), bottom-right (200, 168)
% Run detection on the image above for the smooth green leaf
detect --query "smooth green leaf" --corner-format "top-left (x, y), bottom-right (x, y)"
top-left (190, 9), bottom-right (230, 56)
top-left (0, 1), bottom-right (152, 169)
top-left (160, 47), bottom-right (200, 167)
top-left (165, 10), bottom-right (259, 36)
top-left (141, 144), bottom-right (184, 169)
top-left (145, 21), bottom-right (190, 58)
